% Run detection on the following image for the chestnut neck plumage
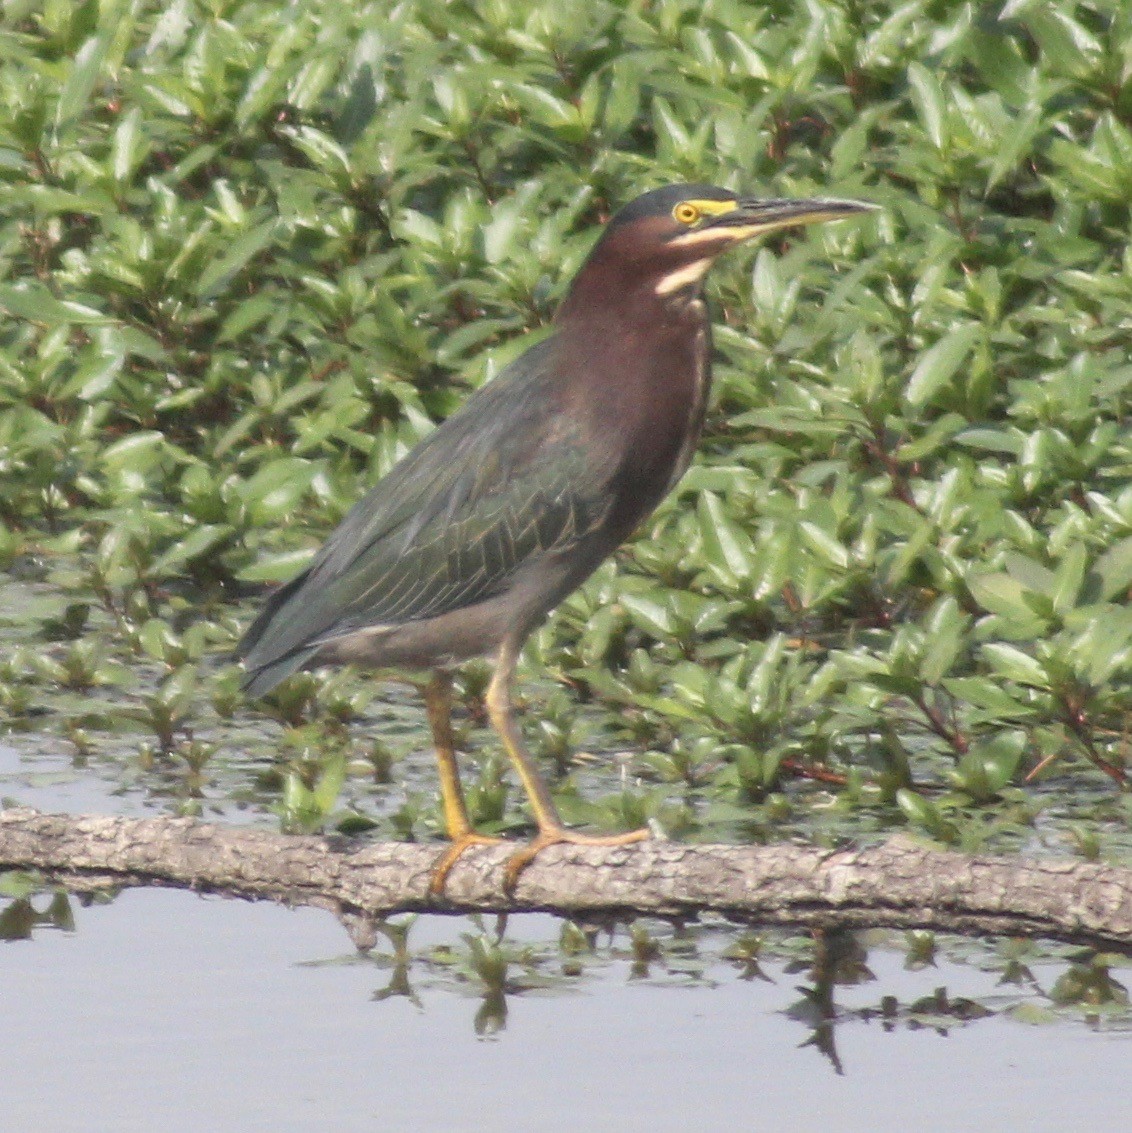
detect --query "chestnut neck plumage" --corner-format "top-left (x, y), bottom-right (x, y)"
top-left (554, 227), bottom-right (715, 538)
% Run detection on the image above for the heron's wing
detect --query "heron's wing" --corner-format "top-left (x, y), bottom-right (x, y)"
top-left (238, 337), bottom-right (611, 681)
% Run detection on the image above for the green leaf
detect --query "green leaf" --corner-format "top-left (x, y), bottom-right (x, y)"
top-left (619, 594), bottom-right (675, 639)
top-left (945, 677), bottom-right (1036, 720)
top-left (150, 525), bottom-right (235, 576)
top-left (907, 62), bottom-right (947, 149)
top-left (110, 106), bottom-right (147, 183)
top-left (981, 643), bottom-right (1049, 689)
top-left (986, 104), bottom-right (1042, 190)
top-left (313, 754), bottom-right (347, 813)
top-left (55, 34), bottom-right (110, 129)
top-left (949, 731), bottom-right (1026, 799)
top-left (905, 324), bottom-right (981, 406)
top-left (798, 521), bottom-right (850, 570)
top-left (237, 547), bottom-right (317, 583)
top-left (1004, 553), bottom-right (1056, 599)
top-left (196, 219), bottom-right (280, 299)
top-left (237, 459), bottom-right (320, 524)
top-left (895, 788), bottom-right (957, 842)
top-left (0, 283), bottom-right (102, 326)
top-left (697, 491), bottom-right (754, 583)
top-left (1051, 543), bottom-right (1087, 614)
top-left (1095, 536), bottom-right (1132, 602)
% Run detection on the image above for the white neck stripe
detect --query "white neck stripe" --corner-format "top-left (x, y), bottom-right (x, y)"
top-left (654, 259), bottom-right (712, 295)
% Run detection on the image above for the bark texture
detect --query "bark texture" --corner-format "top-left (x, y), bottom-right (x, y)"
top-left (2, 807), bottom-right (1130, 949)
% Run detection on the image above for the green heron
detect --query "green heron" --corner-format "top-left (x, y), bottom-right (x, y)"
top-left (238, 184), bottom-right (871, 890)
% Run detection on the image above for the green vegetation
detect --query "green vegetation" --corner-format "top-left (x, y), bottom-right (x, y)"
top-left (2, 0), bottom-right (1132, 859)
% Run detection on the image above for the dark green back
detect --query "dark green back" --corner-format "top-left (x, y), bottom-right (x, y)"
top-left (238, 336), bottom-right (611, 689)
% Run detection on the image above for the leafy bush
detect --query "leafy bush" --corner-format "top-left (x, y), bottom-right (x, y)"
top-left (2, 0), bottom-right (1131, 851)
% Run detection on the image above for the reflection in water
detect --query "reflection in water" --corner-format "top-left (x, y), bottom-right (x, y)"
top-left (276, 898), bottom-right (1132, 1056)
top-left (3, 882), bottom-right (1131, 1063)
top-left (4, 885), bottom-right (1132, 1133)
top-left (387, 912), bottom-right (1130, 1059)
top-left (0, 889), bottom-right (75, 940)
top-left (785, 928), bottom-right (875, 1074)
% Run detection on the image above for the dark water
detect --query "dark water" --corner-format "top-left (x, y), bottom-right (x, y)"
top-left (2, 743), bottom-right (1130, 1133)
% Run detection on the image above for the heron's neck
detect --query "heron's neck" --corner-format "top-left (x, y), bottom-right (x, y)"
top-left (554, 276), bottom-right (713, 529)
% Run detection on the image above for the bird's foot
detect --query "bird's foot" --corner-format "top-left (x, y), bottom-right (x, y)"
top-left (429, 832), bottom-right (505, 895)
top-left (503, 825), bottom-right (651, 893)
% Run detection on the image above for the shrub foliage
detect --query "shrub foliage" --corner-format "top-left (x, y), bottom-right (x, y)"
top-left (2, 0), bottom-right (1131, 849)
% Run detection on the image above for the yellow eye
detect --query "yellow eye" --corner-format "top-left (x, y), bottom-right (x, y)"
top-left (673, 201), bottom-right (700, 225)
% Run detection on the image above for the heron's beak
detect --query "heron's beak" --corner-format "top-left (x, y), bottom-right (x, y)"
top-left (706, 196), bottom-right (877, 240)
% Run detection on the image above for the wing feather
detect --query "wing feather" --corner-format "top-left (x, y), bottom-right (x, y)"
top-left (238, 335), bottom-right (613, 680)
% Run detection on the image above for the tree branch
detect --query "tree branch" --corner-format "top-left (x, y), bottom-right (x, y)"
top-left (2, 808), bottom-right (1130, 950)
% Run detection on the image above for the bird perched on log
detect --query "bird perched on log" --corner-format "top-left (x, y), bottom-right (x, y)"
top-left (238, 183), bottom-right (872, 891)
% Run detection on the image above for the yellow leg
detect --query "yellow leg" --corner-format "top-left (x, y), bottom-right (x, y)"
top-left (485, 639), bottom-right (650, 891)
top-left (423, 670), bottom-right (501, 894)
